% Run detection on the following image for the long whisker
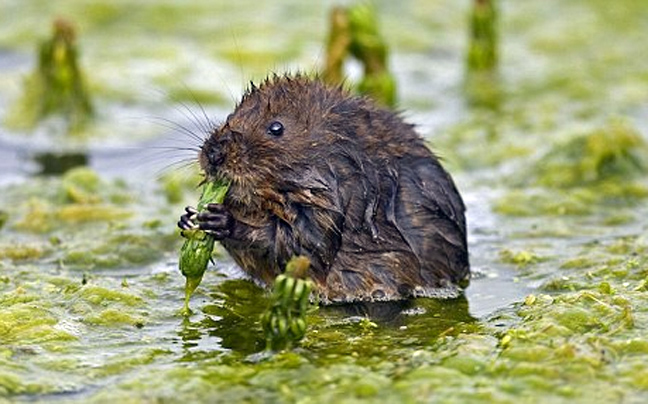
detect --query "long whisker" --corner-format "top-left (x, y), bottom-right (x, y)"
top-left (124, 149), bottom-right (195, 174)
top-left (183, 86), bottom-right (217, 135)
top-left (146, 116), bottom-right (205, 145)
top-left (144, 145), bottom-right (201, 153)
top-left (153, 157), bottom-right (200, 181)
top-left (176, 99), bottom-right (212, 139)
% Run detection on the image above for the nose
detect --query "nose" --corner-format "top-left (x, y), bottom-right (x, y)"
top-left (203, 130), bottom-right (234, 169)
top-left (208, 150), bottom-right (224, 168)
top-left (206, 146), bottom-right (224, 167)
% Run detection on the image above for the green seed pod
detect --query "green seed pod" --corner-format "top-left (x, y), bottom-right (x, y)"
top-left (291, 279), bottom-right (306, 304)
top-left (270, 314), bottom-right (281, 335)
top-left (273, 275), bottom-right (289, 299)
top-left (289, 317), bottom-right (306, 339)
top-left (260, 256), bottom-right (315, 351)
top-left (294, 318), bottom-right (307, 336)
top-left (298, 281), bottom-right (313, 314)
top-left (280, 277), bottom-right (296, 307)
top-left (179, 179), bottom-right (230, 316)
top-left (277, 316), bottom-right (289, 337)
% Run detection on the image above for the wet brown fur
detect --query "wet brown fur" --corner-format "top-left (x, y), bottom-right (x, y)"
top-left (198, 74), bottom-right (469, 303)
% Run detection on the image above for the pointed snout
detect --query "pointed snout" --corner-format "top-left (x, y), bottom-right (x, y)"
top-left (200, 129), bottom-right (238, 175)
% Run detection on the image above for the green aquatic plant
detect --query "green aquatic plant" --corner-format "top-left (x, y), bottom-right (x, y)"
top-left (467, 0), bottom-right (498, 72)
top-left (348, 4), bottom-right (396, 107)
top-left (178, 179), bottom-right (230, 316)
top-left (33, 151), bottom-right (89, 176)
top-left (6, 18), bottom-right (93, 133)
top-left (261, 256), bottom-right (315, 351)
top-left (322, 7), bottom-right (351, 85)
top-left (465, 0), bottom-right (500, 109)
top-left (0, 169), bottom-right (173, 271)
top-left (322, 4), bottom-right (396, 107)
top-left (348, 4), bottom-right (397, 107)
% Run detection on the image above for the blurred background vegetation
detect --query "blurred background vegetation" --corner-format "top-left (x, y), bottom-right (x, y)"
top-left (1, 1), bottom-right (648, 402)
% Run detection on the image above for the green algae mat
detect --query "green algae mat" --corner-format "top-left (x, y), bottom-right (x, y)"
top-left (1, 1), bottom-right (648, 402)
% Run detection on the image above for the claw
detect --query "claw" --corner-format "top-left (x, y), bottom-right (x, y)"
top-left (178, 214), bottom-right (199, 231)
top-left (179, 203), bottom-right (231, 238)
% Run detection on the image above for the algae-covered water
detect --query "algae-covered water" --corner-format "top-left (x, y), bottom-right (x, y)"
top-left (1, 0), bottom-right (648, 402)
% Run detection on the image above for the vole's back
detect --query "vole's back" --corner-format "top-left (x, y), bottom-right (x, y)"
top-left (310, 95), bottom-right (469, 302)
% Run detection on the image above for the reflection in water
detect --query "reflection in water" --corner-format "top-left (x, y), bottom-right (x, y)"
top-left (464, 70), bottom-right (501, 111)
top-left (33, 150), bottom-right (88, 175)
top-left (306, 295), bottom-right (478, 359)
top-left (179, 278), bottom-right (477, 357)
top-left (321, 294), bottom-right (476, 332)
top-left (320, 300), bottom-right (415, 326)
top-left (180, 280), bottom-right (268, 355)
top-left (177, 317), bottom-right (204, 349)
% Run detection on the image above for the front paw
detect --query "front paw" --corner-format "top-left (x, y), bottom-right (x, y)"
top-left (177, 204), bottom-right (233, 240)
top-left (178, 206), bottom-right (199, 232)
top-left (195, 203), bottom-right (233, 240)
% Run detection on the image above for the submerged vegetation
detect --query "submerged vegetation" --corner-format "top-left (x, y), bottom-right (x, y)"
top-left (0, 0), bottom-right (648, 402)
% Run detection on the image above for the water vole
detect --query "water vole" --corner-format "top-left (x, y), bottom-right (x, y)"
top-left (178, 74), bottom-right (469, 303)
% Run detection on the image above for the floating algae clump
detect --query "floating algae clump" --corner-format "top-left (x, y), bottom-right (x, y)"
top-left (11, 167), bottom-right (132, 233)
top-left (534, 120), bottom-right (648, 188)
top-left (61, 166), bottom-right (101, 204)
top-left (0, 303), bottom-right (77, 346)
top-left (6, 18), bottom-right (93, 132)
top-left (0, 243), bottom-right (45, 262)
top-left (178, 179), bottom-right (230, 315)
top-left (499, 249), bottom-right (545, 268)
top-left (496, 120), bottom-right (648, 216)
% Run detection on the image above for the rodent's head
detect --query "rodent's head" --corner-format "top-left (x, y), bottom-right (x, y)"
top-left (200, 74), bottom-right (345, 194)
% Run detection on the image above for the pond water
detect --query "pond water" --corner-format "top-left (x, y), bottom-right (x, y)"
top-left (1, 0), bottom-right (648, 403)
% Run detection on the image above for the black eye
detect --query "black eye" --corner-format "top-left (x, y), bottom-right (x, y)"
top-left (267, 121), bottom-right (284, 137)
